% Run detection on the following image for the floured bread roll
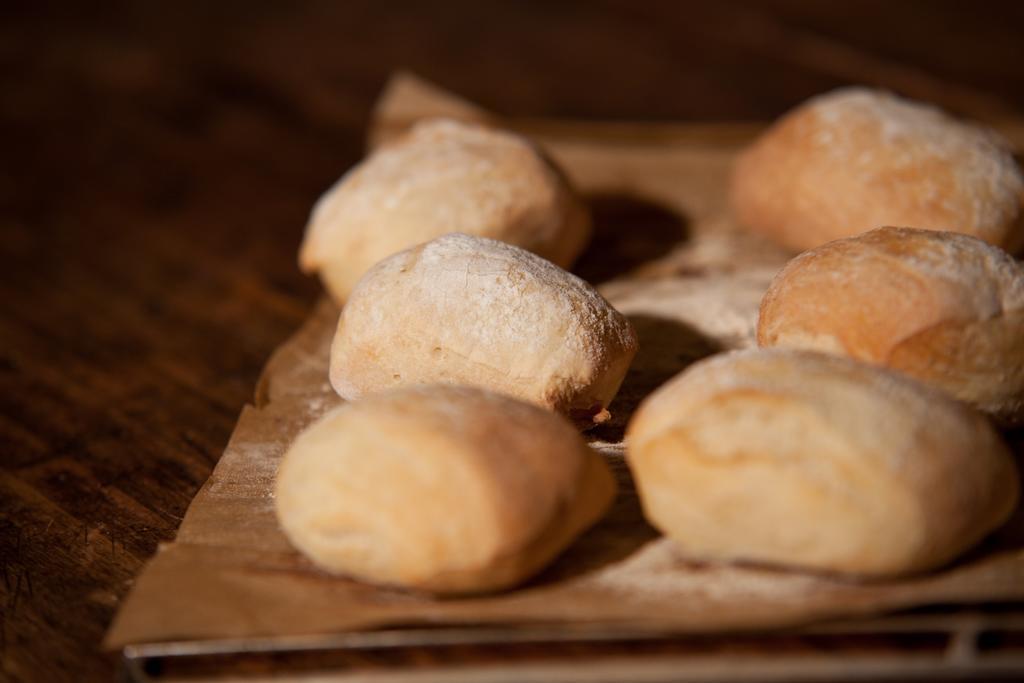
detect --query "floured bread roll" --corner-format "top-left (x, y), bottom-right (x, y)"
top-left (626, 349), bottom-right (1018, 577)
top-left (330, 233), bottom-right (638, 427)
top-left (299, 117), bottom-right (591, 302)
top-left (758, 227), bottom-right (1024, 423)
top-left (731, 87), bottom-right (1024, 252)
top-left (274, 385), bottom-right (616, 594)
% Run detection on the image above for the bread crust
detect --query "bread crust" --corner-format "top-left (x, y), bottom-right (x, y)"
top-left (758, 226), bottom-right (1024, 422)
top-left (274, 385), bottom-right (616, 594)
top-left (300, 118), bottom-right (591, 302)
top-left (330, 233), bottom-right (639, 427)
top-left (731, 88), bottom-right (1024, 252)
top-left (625, 349), bottom-right (1018, 577)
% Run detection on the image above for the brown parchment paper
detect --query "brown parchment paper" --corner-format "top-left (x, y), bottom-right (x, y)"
top-left (105, 74), bottom-right (1024, 649)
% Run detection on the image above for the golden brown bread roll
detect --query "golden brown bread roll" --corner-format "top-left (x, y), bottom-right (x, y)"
top-left (274, 385), bottom-right (616, 594)
top-left (731, 87), bottom-right (1024, 252)
top-left (758, 226), bottom-right (1024, 423)
top-left (299, 117), bottom-right (591, 302)
top-left (330, 233), bottom-right (639, 427)
top-left (626, 349), bottom-right (1018, 577)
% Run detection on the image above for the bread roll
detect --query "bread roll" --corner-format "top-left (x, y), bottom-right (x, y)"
top-left (330, 233), bottom-right (638, 427)
top-left (731, 87), bottom-right (1024, 252)
top-left (758, 226), bottom-right (1024, 423)
top-left (274, 385), bottom-right (616, 594)
top-left (299, 118), bottom-right (591, 302)
top-left (626, 349), bottom-right (1018, 577)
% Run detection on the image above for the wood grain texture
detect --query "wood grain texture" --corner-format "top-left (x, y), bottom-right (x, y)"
top-left (1, 2), bottom-right (1023, 681)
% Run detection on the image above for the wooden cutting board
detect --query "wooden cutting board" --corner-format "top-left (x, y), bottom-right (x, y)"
top-left (105, 74), bottom-right (1024, 660)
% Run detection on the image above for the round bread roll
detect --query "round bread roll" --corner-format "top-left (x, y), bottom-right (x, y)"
top-left (626, 349), bottom-right (1018, 577)
top-left (274, 385), bottom-right (616, 594)
top-left (330, 233), bottom-right (639, 427)
top-left (299, 117), bottom-right (591, 302)
top-left (731, 87), bottom-right (1024, 252)
top-left (758, 226), bottom-right (1024, 423)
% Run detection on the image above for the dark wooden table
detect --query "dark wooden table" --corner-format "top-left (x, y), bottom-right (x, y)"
top-left (2, 2), bottom-right (1023, 681)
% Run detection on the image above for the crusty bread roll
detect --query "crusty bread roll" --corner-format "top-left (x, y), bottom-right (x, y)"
top-left (330, 233), bottom-right (639, 427)
top-left (758, 226), bottom-right (1024, 423)
top-left (731, 87), bottom-right (1024, 252)
top-left (626, 349), bottom-right (1018, 577)
top-left (299, 117), bottom-right (591, 302)
top-left (274, 385), bottom-right (616, 594)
